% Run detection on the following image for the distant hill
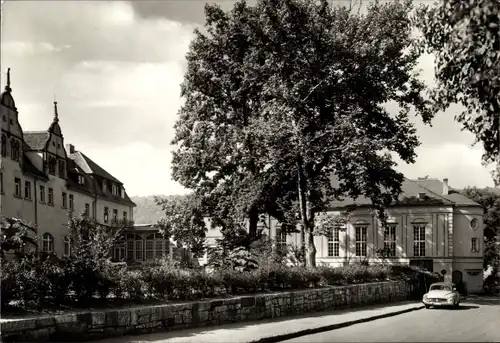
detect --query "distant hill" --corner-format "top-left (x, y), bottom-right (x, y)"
top-left (130, 195), bottom-right (166, 224)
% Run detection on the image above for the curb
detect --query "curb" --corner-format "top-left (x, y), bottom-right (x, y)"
top-left (250, 305), bottom-right (425, 343)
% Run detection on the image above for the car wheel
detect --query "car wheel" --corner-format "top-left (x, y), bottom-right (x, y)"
top-left (425, 305), bottom-right (430, 309)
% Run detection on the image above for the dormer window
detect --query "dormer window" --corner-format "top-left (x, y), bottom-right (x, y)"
top-left (112, 184), bottom-right (118, 196)
top-left (102, 180), bottom-right (107, 192)
top-left (78, 175), bottom-right (85, 185)
top-left (120, 188), bottom-right (125, 198)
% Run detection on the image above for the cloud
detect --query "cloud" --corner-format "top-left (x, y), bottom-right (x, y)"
top-left (395, 143), bottom-right (496, 189)
top-left (82, 142), bottom-right (188, 197)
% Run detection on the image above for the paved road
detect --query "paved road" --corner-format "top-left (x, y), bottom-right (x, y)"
top-left (282, 296), bottom-right (500, 343)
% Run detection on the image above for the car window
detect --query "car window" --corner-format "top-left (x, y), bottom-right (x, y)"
top-left (430, 285), bottom-right (451, 291)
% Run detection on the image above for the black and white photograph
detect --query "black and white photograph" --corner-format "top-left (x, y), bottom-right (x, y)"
top-left (0, 0), bottom-right (499, 342)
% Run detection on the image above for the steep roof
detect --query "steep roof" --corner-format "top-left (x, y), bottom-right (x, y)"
top-left (22, 155), bottom-right (48, 180)
top-left (24, 131), bottom-right (50, 151)
top-left (69, 151), bottom-right (122, 184)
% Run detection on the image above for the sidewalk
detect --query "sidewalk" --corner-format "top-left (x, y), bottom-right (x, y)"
top-left (94, 301), bottom-right (424, 343)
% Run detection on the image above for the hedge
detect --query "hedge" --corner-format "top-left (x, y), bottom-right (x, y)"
top-left (0, 255), bottom-right (441, 313)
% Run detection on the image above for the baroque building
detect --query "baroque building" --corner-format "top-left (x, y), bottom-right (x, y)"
top-left (201, 177), bottom-right (485, 293)
top-left (0, 69), bottom-right (172, 261)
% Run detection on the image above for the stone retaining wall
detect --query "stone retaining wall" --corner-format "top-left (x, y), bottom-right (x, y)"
top-left (1, 281), bottom-right (414, 342)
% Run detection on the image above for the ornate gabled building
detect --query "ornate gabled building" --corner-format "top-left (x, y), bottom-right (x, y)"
top-left (0, 69), bottom-right (147, 259)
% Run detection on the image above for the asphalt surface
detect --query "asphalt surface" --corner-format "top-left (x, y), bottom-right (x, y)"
top-left (282, 296), bottom-right (500, 343)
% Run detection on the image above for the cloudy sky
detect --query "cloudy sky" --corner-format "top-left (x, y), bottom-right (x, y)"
top-left (1, 0), bottom-right (496, 197)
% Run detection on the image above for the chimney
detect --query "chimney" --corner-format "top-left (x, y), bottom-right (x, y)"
top-left (443, 178), bottom-right (449, 195)
top-left (65, 144), bottom-right (75, 154)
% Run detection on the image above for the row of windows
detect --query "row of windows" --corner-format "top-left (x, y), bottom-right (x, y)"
top-left (1, 135), bottom-right (21, 161)
top-left (41, 233), bottom-right (170, 262)
top-left (8, 176), bottom-right (128, 222)
top-left (102, 179), bottom-right (125, 198)
top-left (103, 207), bottom-right (128, 224)
top-left (47, 156), bottom-right (66, 178)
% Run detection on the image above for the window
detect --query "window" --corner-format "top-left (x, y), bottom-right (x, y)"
top-left (48, 188), bottom-right (54, 205)
top-left (120, 188), bottom-right (125, 198)
top-left (64, 236), bottom-right (72, 256)
top-left (62, 192), bottom-right (67, 208)
top-left (113, 238), bottom-right (126, 261)
top-left (39, 185), bottom-right (45, 202)
top-left (413, 225), bottom-right (426, 257)
top-left (14, 177), bottom-right (21, 196)
top-left (126, 234), bottom-right (144, 261)
top-left (145, 235), bottom-right (154, 260)
top-left (471, 238), bottom-right (479, 252)
top-left (275, 227), bottom-right (287, 252)
top-left (85, 203), bottom-right (90, 217)
top-left (102, 180), bottom-right (107, 192)
top-left (112, 184), bottom-right (117, 196)
top-left (355, 226), bottom-right (367, 257)
top-left (58, 160), bottom-right (65, 178)
top-left (42, 233), bottom-right (54, 253)
top-left (327, 227), bottom-right (340, 257)
top-left (48, 156), bottom-right (56, 175)
top-left (104, 207), bottom-right (109, 223)
top-left (1, 134), bottom-right (6, 157)
top-left (24, 180), bottom-right (31, 199)
top-left (123, 211), bottom-right (128, 222)
top-left (0, 172), bottom-right (3, 194)
top-left (135, 236), bottom-right (143, 260)
top-left (113, 209), bottom-right (118, 223)
top-left (145, 233), bottom-right (167, 260)
top-left (69, 194), bottom-right (74, 210)
top-left (383, 225), bottom-right (397, 257)
top-left (11, 140), bottom-right (20, 161)
top-left (78, 175), bottom-right (85, 185)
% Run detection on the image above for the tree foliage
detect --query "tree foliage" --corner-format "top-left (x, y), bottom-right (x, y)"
top-left (155, 194), bottom-right (207, 257)
top-left (0, 216), bottom-right (37, 259)
top-left (245, 0), bottom-right (434, 266)
top-left (415, 0), bottom-right (500, 185)
top-left (171, 1), bottom-right (297, 240)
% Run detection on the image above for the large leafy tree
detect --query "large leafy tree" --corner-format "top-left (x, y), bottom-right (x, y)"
top-left (171, 1), bottom-right (297, 241)
top-left (249, 0), bottom-right (434, 267)
top-left (415, 0), bottom-right (500, 185)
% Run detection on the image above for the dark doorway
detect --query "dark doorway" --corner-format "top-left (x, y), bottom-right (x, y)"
top-left (452, 270), bottom-right (467, 295)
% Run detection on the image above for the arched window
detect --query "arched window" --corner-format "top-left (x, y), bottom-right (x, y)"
top-left (1, 134), bottom-right (7, 157)
top-left (63, 236), bottom-right (72, 256)
top-left (42, 233), bottom-right (54, 253)
top-left (11, 139), bottom-right (20, 161)
top-left (58, 159), bottom-right (65, 178)
top-left (48, 156), bottom-right (56, 175)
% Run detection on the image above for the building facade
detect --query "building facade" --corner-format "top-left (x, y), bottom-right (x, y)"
top-left (201, 177), bottom-right (485, 293)
top-left (0, 69), bottom-right (172, 260)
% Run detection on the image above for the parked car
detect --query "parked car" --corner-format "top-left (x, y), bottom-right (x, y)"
top-left (422, 282), bottom-right (461, 309)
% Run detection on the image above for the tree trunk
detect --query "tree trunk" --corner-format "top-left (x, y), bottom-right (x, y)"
top-left (248, 207), bottom-right (259, 241)
top-left (297, 161), bottom-right (317, 268)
